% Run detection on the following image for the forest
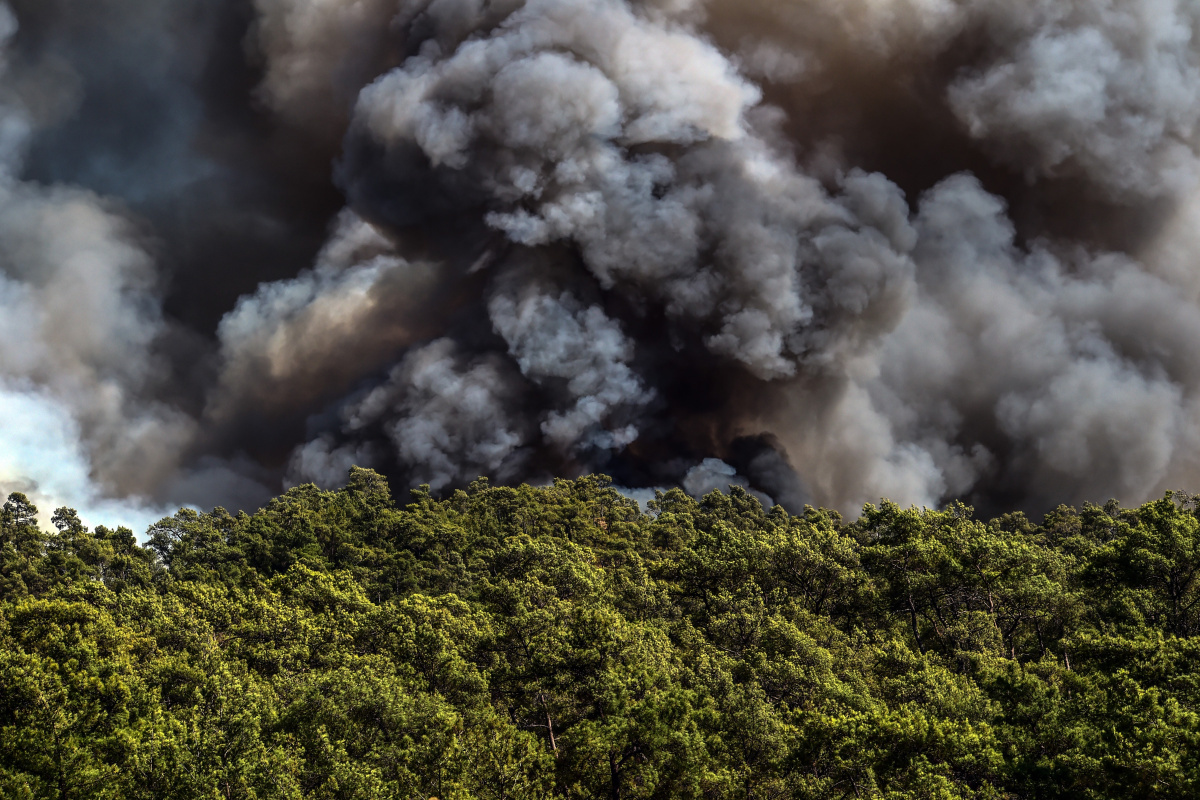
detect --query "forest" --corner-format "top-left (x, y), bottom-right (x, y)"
top-left (2, 470), bottom-right (1199, 799)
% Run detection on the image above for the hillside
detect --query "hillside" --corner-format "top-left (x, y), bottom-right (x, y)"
top-left (2, 470), bottom-right (1199, 799)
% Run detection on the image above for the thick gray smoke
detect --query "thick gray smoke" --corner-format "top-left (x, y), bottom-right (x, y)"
top-left (5, 0), bottom-right (1200, 526)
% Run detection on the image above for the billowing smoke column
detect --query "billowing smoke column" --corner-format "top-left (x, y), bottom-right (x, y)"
top-left (4, 0), bottom-right (1200, 525)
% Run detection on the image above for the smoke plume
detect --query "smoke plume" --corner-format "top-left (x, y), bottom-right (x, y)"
top-left (4, 0), bottom-right (1200, 526)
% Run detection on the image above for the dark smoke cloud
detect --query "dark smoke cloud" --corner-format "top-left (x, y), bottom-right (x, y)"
top-left (4, 0), bottom-right (1200, 527)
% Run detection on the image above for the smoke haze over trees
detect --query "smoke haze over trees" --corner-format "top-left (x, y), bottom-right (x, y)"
top-left (4, 0), bottom-right (1200, 521)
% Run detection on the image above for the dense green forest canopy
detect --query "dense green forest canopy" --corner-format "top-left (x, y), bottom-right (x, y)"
top-left (2, 470), bottom-right (1200, 799)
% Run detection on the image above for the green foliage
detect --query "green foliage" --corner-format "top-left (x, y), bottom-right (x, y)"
top-left (3, 474), bottom-right (1200, 797)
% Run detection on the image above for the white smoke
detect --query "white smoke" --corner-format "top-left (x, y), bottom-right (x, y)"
top-left (769, 173), bottom-right (1200, 511)
top-left (207, 0), bottom-right (1200, 513)
top-left (7, 0), bottom-right (1200, 520)
top-left (683, 458), bottom-right (773, 507)
top-left (255, 0), bottom-right (922, 496)
top-left (290, 338), bottom-right (531, 491)
top-left (0, 1), bottom-right (201, 530)
top-left (210, 209), bottom-right (439, 423)
top-left (488, 286), bottom-right (653, 452)
top-left (947, 0), bottom-right (1200, 197)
